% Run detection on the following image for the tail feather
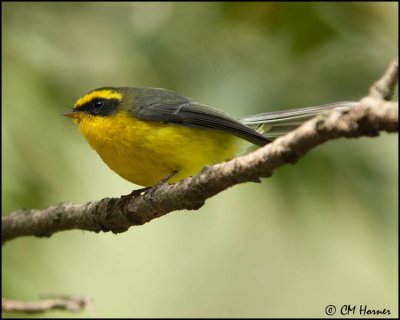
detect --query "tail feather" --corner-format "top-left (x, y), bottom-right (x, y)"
top-left (239, 101), bottom-right (359, 139)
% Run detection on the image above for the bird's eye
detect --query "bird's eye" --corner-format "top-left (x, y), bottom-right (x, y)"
top-left (93, 100), bottom-right (104, 113)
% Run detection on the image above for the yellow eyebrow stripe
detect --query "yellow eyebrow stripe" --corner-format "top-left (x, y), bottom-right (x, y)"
top-left (74, 89), bottom-right (122, 108)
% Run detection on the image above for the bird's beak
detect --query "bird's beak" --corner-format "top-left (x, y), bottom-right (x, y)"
top-left (63, 111), bottom-right (80, 119)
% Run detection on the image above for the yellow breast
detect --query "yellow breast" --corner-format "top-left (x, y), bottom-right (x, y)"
top-left (77, 111), bottom-right (239, 186)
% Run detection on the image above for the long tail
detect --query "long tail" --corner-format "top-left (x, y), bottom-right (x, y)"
top-left (239, 101), bottom-right (360, 139)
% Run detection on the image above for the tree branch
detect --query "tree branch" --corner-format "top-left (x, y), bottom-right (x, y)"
top-left (2, 59), bottom-right (398, 244)
top-left (368, 58), bottom-right (398, 100)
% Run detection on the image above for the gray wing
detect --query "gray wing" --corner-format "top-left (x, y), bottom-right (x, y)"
top-left (132, 88), bottom-right (270, 146)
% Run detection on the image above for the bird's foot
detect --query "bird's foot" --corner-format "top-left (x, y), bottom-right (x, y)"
top-left (145, 170), bottom-right (177, 198)
top-left (121, 187), bottom-right (151, 202)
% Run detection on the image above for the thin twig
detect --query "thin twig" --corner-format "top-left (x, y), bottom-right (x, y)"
top-left (2, 296), bottom-right (91, 314)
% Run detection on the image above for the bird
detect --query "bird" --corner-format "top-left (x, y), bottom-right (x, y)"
top-left (64, 87), bottom-right (357, 187)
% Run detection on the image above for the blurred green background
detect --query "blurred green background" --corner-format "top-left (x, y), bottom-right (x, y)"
top-left (2, 2), bottom-right (398, 318)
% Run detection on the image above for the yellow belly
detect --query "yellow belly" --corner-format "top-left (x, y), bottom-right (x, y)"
top-left (78, 111), bottom-right (239, 186)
